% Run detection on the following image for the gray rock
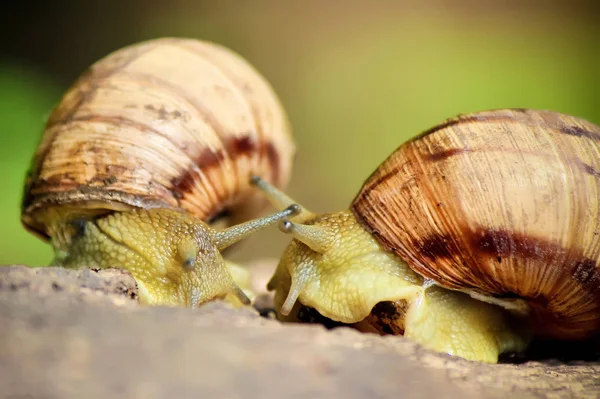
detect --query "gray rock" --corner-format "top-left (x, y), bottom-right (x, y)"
top-left (0, 264), bottom-right (598, 399)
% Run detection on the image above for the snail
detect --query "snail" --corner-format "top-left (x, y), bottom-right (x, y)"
top-left (20, 37), bottom-right (299, 308)
top-left (251, 108), bottom-right (600, 363)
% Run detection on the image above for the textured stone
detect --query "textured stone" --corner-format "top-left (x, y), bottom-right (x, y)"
top-left (0, 264), bottom-right (598, 399)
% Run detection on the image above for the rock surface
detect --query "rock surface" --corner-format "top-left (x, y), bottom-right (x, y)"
top-left (0, 264), bottom-right (599, 399)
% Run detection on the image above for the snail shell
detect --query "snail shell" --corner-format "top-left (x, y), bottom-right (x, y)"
top-left (21, 37), bottom-right (295, 240)
top-left (352, 108), bottom-right (600, 339)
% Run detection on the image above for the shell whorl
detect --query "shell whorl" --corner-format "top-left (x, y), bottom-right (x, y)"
top-left (351, 108), bottom-right (600, 339)
top-left (22, 37), bottom-right (295, 239)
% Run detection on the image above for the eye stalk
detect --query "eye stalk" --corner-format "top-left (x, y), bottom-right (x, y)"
top-left (278, 219), bottom-right (334, 254)
top-left (211, 203), bottom-right (301, 250)
top-left (250, 175), bottom-right (315, 223)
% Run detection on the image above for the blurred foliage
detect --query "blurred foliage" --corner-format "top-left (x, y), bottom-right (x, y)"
top-left (1, 1), bottom-right (599, 265)
top-left (0, 62), bottom-right (61, 264)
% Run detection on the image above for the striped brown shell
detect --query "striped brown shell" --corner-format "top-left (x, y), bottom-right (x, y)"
top-left (21, 37), bottom-right (295, 239)
top-left (351, 109), bottom-right (600, 340)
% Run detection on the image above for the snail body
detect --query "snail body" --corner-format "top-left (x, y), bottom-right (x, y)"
top-left (21, 37), bottom-right (297, 307)
top-left (253, 108), bottom-right (600, 363)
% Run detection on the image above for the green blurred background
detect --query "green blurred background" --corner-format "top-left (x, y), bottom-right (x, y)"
top-left (1, 1), bottom-right (599, 267)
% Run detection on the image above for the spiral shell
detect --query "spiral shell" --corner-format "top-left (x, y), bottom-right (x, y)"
top-left (352, 108), bottom-right (600, 339)
top-left (21, 37), bottom-right (295, 239)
